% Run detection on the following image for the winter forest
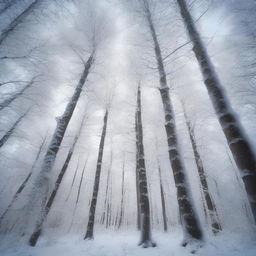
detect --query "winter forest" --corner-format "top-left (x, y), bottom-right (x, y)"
top-left (0, 0), bottom-right (256, 255)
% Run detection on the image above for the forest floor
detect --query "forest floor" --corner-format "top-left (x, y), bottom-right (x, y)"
top-left (0, 229), bottom-right (256, 256)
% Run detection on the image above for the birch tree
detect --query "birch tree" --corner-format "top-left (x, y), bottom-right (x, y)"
top-left (135, 85), bottom-right (155, 248)
top-left (137, 0), bottom-right (203, 244)
top-left (118, 155), bottom-right (125, 228)
top-left (26, 50), bottom-right (94, 244)
top-left (157, 159), bottom-right (168, 232)
top-left (176, 0), bottom-right (256, 222)
top-left (28, 110), bottom-right (88, 246)
top-left (182, 101), bottom-right (221, 234)
top-left (101, 145), bottom-right (112, 226)
top-left (84, 109), bottom-right (109, 240)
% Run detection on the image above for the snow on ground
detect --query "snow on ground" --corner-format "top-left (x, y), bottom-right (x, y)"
top-left (0, 229), bottom-right (256, 256)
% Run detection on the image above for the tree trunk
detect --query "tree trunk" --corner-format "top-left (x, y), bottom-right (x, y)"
top-left (106, 174), bottom-right (113, 228)
top-left (118, 156), bottom-right (125, 228)
top-left (84, 110), bottom-right (108, 240)
top-left (28, 109), bottom-right (88, 246)
top-left (0, 0), bottom-right (39, 45)
top-left (182, 102), bottom-right (221, 234)
top-left (142, 1), bottom-right (203, 243)
top-left (27, 53), bottom-right (94, 245)
top-left (68, 155), bottom-right (90, 233)
top-left (101, 147), bottom-right (112, 226)
top-left (135, 107), bottom-right (141, 231)
top-left (0, 135), bottom-right (46, 229)
top-left (65, 159), bottom-right (80, 202)
top-left (157, 160), bottom-right (168, 232)
top-left (0, 107), bottom-right (30, 148)
top-left (176, 0), bottom-right (256, 221)
top-left (135, 85), bottom-right (155, 248)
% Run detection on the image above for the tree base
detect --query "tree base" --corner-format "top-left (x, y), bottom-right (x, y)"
top-left (28, 229), bottom-right (42, 247)
top-left (181, 238), bottom-right (203, 254)
top-left (138, 240), bottom-right (156, 248)
top-left (84, 234), bottom-right (94, 241)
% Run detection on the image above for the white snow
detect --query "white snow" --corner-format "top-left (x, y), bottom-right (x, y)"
top-left (0, 229), bottom-right (255, 256)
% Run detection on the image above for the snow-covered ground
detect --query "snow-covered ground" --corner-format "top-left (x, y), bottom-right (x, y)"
top-left (0, 230), bottom-right (256, 256)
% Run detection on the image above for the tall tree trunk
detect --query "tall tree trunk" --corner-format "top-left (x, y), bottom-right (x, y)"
top-left (182, 102), bottom-right (221, 234)
top-left (106, 174), bottom-right (113, 228)
top-left (101, 146), bottom-right (112, 225)
top-left (0, 78), bottom-right (35, 111)
top-left (118, 156), bottom-right (125, 228)
top-left (84, 109), bottom-right (108, 240)
top-left (0, 135), bottom-right (46, 229)
top-left (28, 110), bottom-right (88, 246)
top-left (68, 155), bottom-right (90, 233)
top-left (27, 53), bottom-right (94, 244)
top-left (142, 1), bottom-right (203, 243)
top-left (0, 0), bottom-right (39, 45)
top-left (176, 0), bottom-right (256, 221)
top-left (65, 158), bottom-right (80, 202)
top-left (135, 85), bottom-right (155, 248)
top-left (0, 107), bottom-right (30, 148)
top-left (135, 107), bottom-right (141, 231)
top-left (157, 160), bottom-right (168, 232)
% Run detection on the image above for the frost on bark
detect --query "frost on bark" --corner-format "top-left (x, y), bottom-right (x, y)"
top-left (135, 85), bottom-right (155, 248)
top-left (84, 110), bottom-right (108, 240)
top-left (27, 53), bottom-right (94, 245)
top-left (157, 160), bottom-right (168, 232)
top-left (0, 0), bottom-right (39, 45)
top-left (177, 0), bottom-right (256, 222)
top-left (141, 0), bottom-right (203, 244)
top-left (28, 111), bottom-right (88, 246)
top-left (182, 102), bottom-right (221, 234)
top-left (0, 107), bottom-right (30, 148)
top-left (0, 135), bottom-right (46, 229)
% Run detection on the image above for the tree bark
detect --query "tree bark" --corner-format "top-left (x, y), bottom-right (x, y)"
top-left (118, 156), bottom-right (125, 228)
top-left (157, 160), bottom-right (168, 232)
top-left (135, 85), bottom-right (155, 248)
top-left (65, 159), bottom-right (80, 202)
top-left (142, 1), bottom-right (203, 243)
top-left (27, 53), bottom-right (94, 245)
top-left (101, 147), bottom-right (112, 226)
top-left (176, 0), bottom-right (256, 221)
top-left (135, 106), bottom-right (141, 231)
top-left (84, 110), bottom-right (108, 240)
top-left (68, 155), bottom-right (90, 233)
top-left (182, 102), bottom-right (221, 234)
top-left (28, 109), bottom-right (88, 246)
